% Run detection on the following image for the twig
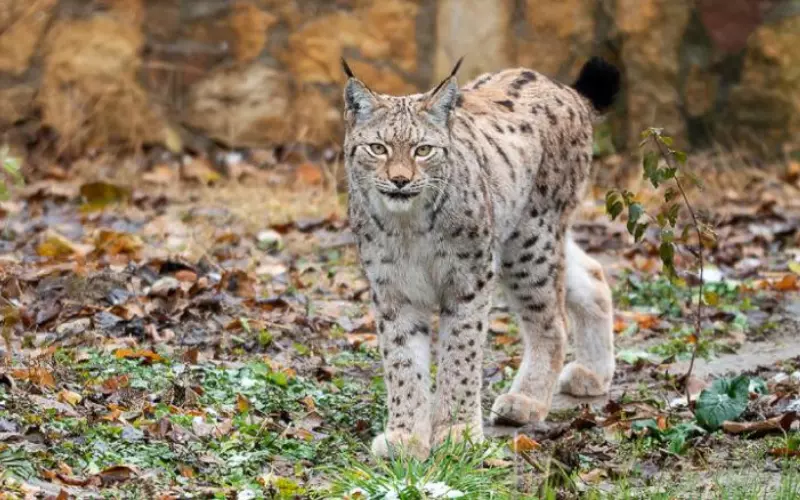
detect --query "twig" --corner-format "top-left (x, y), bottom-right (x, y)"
top-left (653, 137), bottom-right (704, 410)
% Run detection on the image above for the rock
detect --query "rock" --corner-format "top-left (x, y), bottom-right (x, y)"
top-left (256, 229), bottom-right (283, 250)
top-left (38, 15), bottom-right (170, 153)
top-left (0, 0), bottom-right (58, 75)
top-left (773, 372), bottom-right (789, 384)
top-left (728, 14), bottom-right (800, 154)
top-left (0, 86), bottom-right (37, 129)
top-left (56, 318), bottom-right (91, 336)
top-left (435, 0), bottom-right (513, 80)
top-left (150, 277), bottom-right (180, 297)
top-left (617, 0), bottom-right (692, 147)
top-left (516, 0), bottom-right (595, 79)
top-left (791, 371), bottom-right (800, 384)
top-left (184, 63), bottom-right (293, 147)
top-left (230, 2), bottom-right (278, 63)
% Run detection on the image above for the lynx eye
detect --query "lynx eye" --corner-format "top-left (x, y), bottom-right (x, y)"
top-left (414, 145), bottom-right (433, 158)
top-left (368, 143), bottom-right (387, 155)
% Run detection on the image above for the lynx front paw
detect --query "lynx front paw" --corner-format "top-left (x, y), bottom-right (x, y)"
top-left (371, 430), bottom-right (431, 460)
top-left (490, 393), bottom-right (548, 426)
top-left (433, 423), bottom-right (484, 448)
top-left (558, 361), bottom-right (610, 396)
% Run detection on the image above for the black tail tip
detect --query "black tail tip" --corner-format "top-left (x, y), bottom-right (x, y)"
top-left (572, 57), bottom-right (620, 112)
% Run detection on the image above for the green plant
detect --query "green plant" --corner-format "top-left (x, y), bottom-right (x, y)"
top-left (325, 437), bottom-right (512, 499)
top-left (606, 128), bottom-right (716, 404)
top-left (694, 375), bottom-right (766, 431)
top-left (0, 147), bottom-right (23, 201)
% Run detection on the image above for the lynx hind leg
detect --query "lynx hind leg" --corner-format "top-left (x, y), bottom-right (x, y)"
top-left (491, 218), bottom-right (567, 425)
top-left (559, 236), bottom-right (615, 396)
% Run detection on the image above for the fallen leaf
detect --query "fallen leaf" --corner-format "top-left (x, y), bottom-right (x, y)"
top-left (484, 458), bottom-right (513, 468)
top-left (633, 313), bottom-right (659, 330)
top-left (510, 434), bottom-right (540, 453)
top-left (774, 274), bottom-right (799, 291)
top-left (182, 157), bottom-right (221, 185)
top-left (97, 464), bottom-right (138, 485)
top-left (722, 412), bottom-right (797, 438)
top-left (493, 335), bottom-right (516, 346)
top-left (237, 393), bottom-right (251, 413)
top-left (295, 162), bottom-right (323, 185)
top-left (142, 164), bottom-right (178, 185)
top-left (346, 333), bottom-right (378, 349)
top-left (178, 464), bottom-right (194, 479)
top-left (79, 181), bottom-right (131, 211)
top-left (58, 389), bottom-right (82, 406)
top-left (94, 230), bottom-right (142, 256)
top-left (37, 230), bottom-right (91, 259)
top-left (11, 367), bottom-right (56, 388)
top-left (114, 348), bottom-right (164, 364)
top-left (579, 468), bottom-right (607, 484)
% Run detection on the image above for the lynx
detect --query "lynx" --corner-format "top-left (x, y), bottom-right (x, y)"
top-left (342, 57), bottom-right (620, 459)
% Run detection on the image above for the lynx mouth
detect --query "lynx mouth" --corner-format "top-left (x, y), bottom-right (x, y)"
top-left (379, 190), bottom-right (419, 200)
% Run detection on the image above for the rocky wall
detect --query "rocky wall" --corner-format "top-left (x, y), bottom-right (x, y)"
top-left (0, 0), bottom-right (797, 157)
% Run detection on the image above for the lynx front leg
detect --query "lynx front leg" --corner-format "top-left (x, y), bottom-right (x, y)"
top-left (493, 217), bottom-right (567, 425)
top-left (432, 273), bottom-right (494, 447)
top-left (371, 304), bottom-right (433, 460)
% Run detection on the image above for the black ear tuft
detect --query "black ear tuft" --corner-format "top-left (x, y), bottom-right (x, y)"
top-left (449, 56), bottom-right (464, 78)
top-left (341, 58), bottom-right (354, 79)
top-left (572, 57), bottom-right (620, 112)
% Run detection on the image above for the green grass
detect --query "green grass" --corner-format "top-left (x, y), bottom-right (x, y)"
top-left (324, 437), bottom-right (513, 499)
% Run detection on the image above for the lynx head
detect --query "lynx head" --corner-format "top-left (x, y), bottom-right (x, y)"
top-left (341, 58), bottom-right (463, 213)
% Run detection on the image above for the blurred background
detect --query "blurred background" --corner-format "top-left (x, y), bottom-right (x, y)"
top-left (0, 0), bottom-right (798, 167)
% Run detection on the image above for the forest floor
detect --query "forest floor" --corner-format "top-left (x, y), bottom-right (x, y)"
top-left (1, 150), bottom-right (800, 499)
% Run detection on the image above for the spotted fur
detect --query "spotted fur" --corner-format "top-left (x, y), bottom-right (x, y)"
top-left (343, 58), bottom-right (619, 459)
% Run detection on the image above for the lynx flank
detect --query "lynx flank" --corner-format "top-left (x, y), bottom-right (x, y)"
top-left (342, 57), bottom-right (620, 460)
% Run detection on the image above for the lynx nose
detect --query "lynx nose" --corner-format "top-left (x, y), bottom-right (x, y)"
top-left (390, 177), bottom-right (410, 189)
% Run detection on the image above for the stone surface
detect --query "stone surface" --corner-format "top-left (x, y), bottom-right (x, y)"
top-left (435, 0), bottom-right (513, 81)
top-left (0, 0), bottom-right (796, 154)
top-left (184, 63), bottom-right (293, 147)
top-left (38, 15), bottom-right (169, 153)
top-left (516, 0), bottom-right (596, 80)
top-left (0, 0), bottom-right (58, 76)
top-left (728, 14), bottom-right (800, 153)
top-left (617, 0), bottom-right (693, 148)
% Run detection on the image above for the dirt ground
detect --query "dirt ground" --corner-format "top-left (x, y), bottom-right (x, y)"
top-left (1, 151), bottom-right (800, 499)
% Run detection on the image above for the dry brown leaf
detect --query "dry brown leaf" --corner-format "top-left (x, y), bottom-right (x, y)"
top-left (295, 162), bottom-right (324, 185)
top-left (633, 313), bottom-right (659, 330)
top-left (773, 274), bottom-right (799, 291)
top-left (346, 333), bottom-right (378, 349)
top-left (37, 230), bottom-right (91, 259)
top-left (510, 434), bottom-right (540, 453)
top-left (142, 164), bottom-right (178, 185)
top-left (94, 230), bottom-right (142, 256)
top-left (98, 464), bottom-right (138, 484)
top-left (79, 182), bottom-right (131, 211)
top-left (722, 413), bottom-right (796, 438)
top-left (11, 367), bottom-right (56, 388)
top-left (493, 335), bottom-right (516, 346)
top-left (58, 389), bottom-right (82, 406)
top-left (182, 158), bottom-right (221, 185)
top-left (236, 393), bottom-right (251, 413)
top-left (114, 348), bottom-right (164, 364)
top-left (484, 458), bottom-right (513, 468)
top-left (178, 464), bottom-right (194, 479)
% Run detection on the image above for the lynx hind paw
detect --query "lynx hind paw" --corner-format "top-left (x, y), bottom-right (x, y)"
top-left (490, 393), bottom-right (549, 426)
top-left (371, 430), bottom-right (431, 461)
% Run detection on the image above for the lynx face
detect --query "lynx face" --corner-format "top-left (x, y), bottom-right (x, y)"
top-left (342, 80), bottom-right (458, 213)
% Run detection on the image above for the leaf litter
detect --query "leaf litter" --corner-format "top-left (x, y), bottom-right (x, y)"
top-left (1, 151), bottom-right (800, 497)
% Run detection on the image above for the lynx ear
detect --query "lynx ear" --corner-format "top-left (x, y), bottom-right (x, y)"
top-left (342, 58), bottom-right (379, 122)
top-left (424, 57), bottom-right (464, 124)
